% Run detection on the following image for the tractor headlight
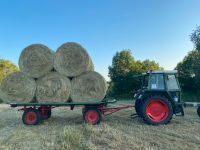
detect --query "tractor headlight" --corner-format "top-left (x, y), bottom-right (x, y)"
top-left (174, 96), bottom-right (178, 102)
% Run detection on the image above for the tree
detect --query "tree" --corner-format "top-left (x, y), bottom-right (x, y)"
top-left (108, 50), bottom-right (161, 98)
top-left (108, 50), bottom-right (136, 97)
top-left (191, 26), bottom-right (200, 51)
top-left (0, 59), bottom-right (19, 83)
top-left (176, 50), bottom-right (200, 92)
top-left (140, 59), bottom-right (162, 71)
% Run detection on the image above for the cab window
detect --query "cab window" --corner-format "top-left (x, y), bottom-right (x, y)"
top-left (166, 75), bottom-right (179, 90)
top-left (149, 74), bottom-right (164, 90)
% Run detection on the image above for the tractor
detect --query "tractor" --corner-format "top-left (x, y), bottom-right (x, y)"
top-left (134, 70), bottom-right (184, 125)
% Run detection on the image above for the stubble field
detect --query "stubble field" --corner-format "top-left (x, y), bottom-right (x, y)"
top-left (0, 101), bottom-right (200, 150)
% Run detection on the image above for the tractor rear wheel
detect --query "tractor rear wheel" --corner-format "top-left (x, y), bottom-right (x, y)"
top-left (141, 96), bottom-right (173, 125)
top-left (197, 106), bottom-right (200, 117)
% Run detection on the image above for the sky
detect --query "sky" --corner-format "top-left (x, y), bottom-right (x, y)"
top-left (0, 0), bottom-right (200, 80)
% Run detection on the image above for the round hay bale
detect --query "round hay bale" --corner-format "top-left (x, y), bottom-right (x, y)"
top-left (0, 72), bottom-right (36, 103)
top-left (19, 44), bottom-right (54, 78)
top-left (54, 42), bottom-right (94, 77)
top-left (36, 72), bottom-right (71, 102)
top-left (71, 71), bottom-right (107, 102)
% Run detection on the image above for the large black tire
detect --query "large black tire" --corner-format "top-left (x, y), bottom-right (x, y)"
top-left (197, 106), bottom-right (200, 117)
top-left (135, 99), bottom-right (142, 117)
top-left (22, 108), bottom-right (42, 125)
top-left (141, 96), bottom-right (173, 125)
top-left (83, 108), bottom-right (102, 125)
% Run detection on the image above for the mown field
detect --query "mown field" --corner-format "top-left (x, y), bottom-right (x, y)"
top-left (0, 101), bottom-right (200, 150)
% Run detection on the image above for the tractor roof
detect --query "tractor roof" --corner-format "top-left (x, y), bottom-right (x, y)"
top-left (142, 70), bottom-right (178, 75)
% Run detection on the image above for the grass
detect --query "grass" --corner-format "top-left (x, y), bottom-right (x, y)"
top-left (0, 101), bottom-right (200, 150)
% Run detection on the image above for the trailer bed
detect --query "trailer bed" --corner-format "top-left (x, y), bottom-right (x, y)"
top-left (9, 99), bottom-right (135, 125)
top-left (10, 100), bottom-right (114, 107)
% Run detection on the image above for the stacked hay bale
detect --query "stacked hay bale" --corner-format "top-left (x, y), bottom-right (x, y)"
top-left (0, 42), bottom-right (107, 103)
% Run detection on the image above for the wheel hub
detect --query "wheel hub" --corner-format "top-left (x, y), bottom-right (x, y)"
top-left (146, 99), bottom-right (169, 122)
top-left (85, 110), bottom-right (99, 124)
top-left (25, 112), bottom-right (37, 124)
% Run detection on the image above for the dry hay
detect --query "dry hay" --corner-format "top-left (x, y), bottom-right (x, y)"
top-left (0, 72), bottom-right (36, 103)
top-left (71, 71), bottom-right (107, 102)
top-left (19, 44), bottom-right (54, 78)
top-left (36, 72), bottom-right (71, 102)
top-left (54, 42), bottom-right (94, 77)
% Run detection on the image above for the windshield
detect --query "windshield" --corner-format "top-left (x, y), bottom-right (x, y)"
top-left (149, 74), bottom-right (164, 90)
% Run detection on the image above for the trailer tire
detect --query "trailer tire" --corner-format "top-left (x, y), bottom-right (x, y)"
top-left (22, 108), bottom-right (41, 125)
top-left (83, 108), bottom-right (102, 125)
top-left (141, 96), bottom-right (173, 125)
top-left (197, 106), bottom-right (200, 117)
top-left (38, 106), bottom-right (51, 120)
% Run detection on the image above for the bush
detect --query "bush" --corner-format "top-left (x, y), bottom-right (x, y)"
top-left (181, 92), bottom-right (200, 102)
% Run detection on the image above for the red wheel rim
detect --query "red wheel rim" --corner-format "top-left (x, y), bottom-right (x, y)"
top-left (85, 110), bottom-right (99, 124)
top-left (39, 107), bottom-right (49, 119)
top-left (146, 99), bottom-right (169, 122)
top-left (25, 112), bottom-right (37, 124)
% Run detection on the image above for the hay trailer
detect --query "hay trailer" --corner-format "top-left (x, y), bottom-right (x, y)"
top-left (10, 100), bottom-right (133, 125)
top-left (10, 70), bottom-right (185, 126)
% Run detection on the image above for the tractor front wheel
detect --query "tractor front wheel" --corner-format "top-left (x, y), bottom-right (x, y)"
top-left (135, 99), bottom-right (142, 117)
top-left (197, 106), bottom-right (200, 117)
top-left (141, 96), bottom-right (173, 125)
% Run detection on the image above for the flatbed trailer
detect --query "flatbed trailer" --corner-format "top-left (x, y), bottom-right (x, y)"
top-left (10, 100), bottom-right (134, 125)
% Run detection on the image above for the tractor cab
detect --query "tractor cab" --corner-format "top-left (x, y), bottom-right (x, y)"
top-left (134, 70), bottom-right (184, 125)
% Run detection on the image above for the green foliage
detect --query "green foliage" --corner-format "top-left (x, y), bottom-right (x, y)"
top-left (181, 91), bottom-right (200, 102)
top-left (0, 59), bottom-right (18, 103)
top-left (0, 59), bottom-right (19, 83)
top-left (191, 26), bottom-right (200, 51)
top-left (108, 50), bottom-right (161, 98)
top-left (176, 50), bottom-right (200, 95)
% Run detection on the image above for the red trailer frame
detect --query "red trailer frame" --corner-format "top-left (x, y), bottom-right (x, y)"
top-left (10, 100), bottom-right (134, 125)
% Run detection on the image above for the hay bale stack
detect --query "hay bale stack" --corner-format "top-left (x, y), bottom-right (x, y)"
top-left (1, 42), bottom-right (107, 103)
top-left (0, 72), bottom-right (36, 103)
top-left (19, 44), bottom-right (54, 78)
top-left (71, 71), bottom-right (107, 102)
top-left (36, 72), bottom-right (71, 102)
top-left (54, 42), bottom-right (94, 77)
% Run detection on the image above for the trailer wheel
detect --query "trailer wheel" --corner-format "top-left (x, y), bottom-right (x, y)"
top-left (197, 106), bottom-right (200, 117)
top-left (83, 108), bottom-right (102, 125)
top-left (141, 96), bottom-right (173, 125)
top-left (135, 99), bottom-right (142, 117)
top-left (38, 106), bottom-right (51, 120)
top-left (22, 108), bottom-right (41, 125)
